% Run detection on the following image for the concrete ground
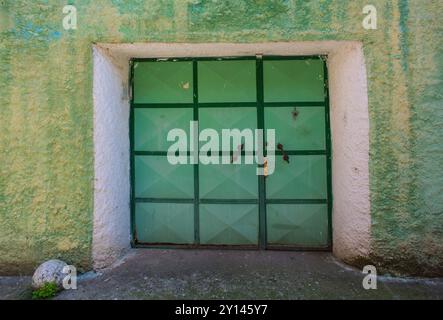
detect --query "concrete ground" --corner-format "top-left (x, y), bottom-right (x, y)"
top-left (1, 249), bottom-right (442, 300)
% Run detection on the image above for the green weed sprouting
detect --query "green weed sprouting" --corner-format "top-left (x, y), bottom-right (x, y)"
top-left (32, 282), bottom-right (59, 299)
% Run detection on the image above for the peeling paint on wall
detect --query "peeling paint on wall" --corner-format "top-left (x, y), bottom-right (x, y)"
top-left (0, 0), bottom-right (442, 276)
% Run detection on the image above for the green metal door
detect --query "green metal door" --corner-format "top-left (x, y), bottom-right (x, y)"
top-left (130, 56), bottom-right (331, 249)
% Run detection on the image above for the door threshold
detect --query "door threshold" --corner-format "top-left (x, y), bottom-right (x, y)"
top-left (133, 243), bottom-right (331, 251)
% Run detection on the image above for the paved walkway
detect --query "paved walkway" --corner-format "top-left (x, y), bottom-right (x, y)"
top-left (1, 250), bottom-right (442, 299)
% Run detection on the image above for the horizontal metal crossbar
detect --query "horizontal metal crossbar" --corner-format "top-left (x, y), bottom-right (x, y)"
top-left (131, 55), bottom-right (322, 63)
top-left (275, 150), bottom-right (327, 155)
top-left (264, 102), bottom-right (325, 107)
top-left (263, 55), bottom-right (324, 61)
top-left (197, 102), bottom-right (257, 108)
top-left (199, 199), bottom-right (258, 204)
top-left (132, 56), bottom-right (257, 62)
top-left (135, 198), bottom-right (327, 205)
top-left (135, 198), bottom-right (194, 204)
top-left (134, 150), bottom-right (327, 156)
top-left (132, 103), bottom-right (194, 108)
top-left (132, 102), bottom-right (326, 108)
top-left (266, 199), bottom-right (327, 204)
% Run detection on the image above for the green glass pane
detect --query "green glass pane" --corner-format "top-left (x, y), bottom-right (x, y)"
top-left (265, 106), bottom-right (325, 150)
top-left (135, 203), bottom-right (194, 244)
top-left (135, 156), bottom-right (194, 198)
top-left (264, 60), bottom-right (324, 102)
top-left (199, 159), bottom-right (258, 199)
top-left (198, 61), bottom-right (256, 102)
top-left (134, 108), bottom-right (193, 151)
top-left (200, 204), bottom-right (258, 245)
top-left (133, 61), bottom-right (193, 103)
top-left (267, 204), bottom-right (328, 246)
top-left (266, 155), bottom-right (327, 199)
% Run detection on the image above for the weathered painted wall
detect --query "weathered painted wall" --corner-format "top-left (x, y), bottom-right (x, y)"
top-left (0, 0), bottom-right (442, 276)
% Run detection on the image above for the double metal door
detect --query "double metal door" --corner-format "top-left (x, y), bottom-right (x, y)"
top-left (130, 56), bottom-right (331, 249)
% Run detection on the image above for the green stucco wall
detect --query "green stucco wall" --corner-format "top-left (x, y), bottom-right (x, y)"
top-left (0, 0), bottom-right (442, 276)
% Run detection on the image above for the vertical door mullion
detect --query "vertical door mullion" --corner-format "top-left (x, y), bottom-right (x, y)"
top-left (256, 56), bottom-right (267, 249)
top-left (193, 60), bottom-right (200, 244)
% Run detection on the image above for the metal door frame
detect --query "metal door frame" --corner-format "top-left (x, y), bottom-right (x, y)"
top-left (129, 55), bottom-right (332, 250)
